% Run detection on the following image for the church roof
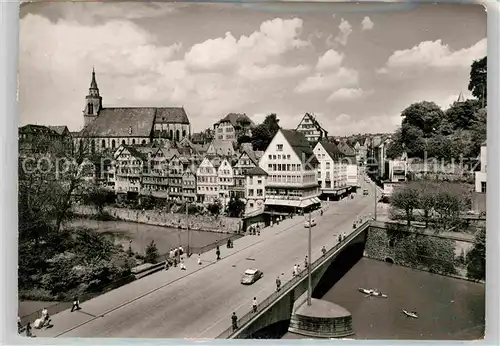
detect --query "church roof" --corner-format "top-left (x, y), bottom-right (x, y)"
top-left (81, 108), bottom-right (156, 138)
top-left (154, 107), bottom-right (190, 124)
top-left (47, 125), bottom-right (70, 136)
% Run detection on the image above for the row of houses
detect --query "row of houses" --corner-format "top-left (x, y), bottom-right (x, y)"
top-left (20, 126), bottom-right (358, 218)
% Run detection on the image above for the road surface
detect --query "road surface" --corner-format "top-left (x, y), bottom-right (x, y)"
top-left (34, 181), bottom-right (377, 339)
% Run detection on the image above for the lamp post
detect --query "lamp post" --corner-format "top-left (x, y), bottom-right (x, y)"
top-left (186, 202), bottom-right (190, 256)
top-left (374, 183), bottom-right (377, 221)
top-left (307, 212), bottom-right (312, 306)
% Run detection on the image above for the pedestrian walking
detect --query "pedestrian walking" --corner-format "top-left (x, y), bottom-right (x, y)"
top-left (71, 297), bottom-right (81, 312)
top-left (216, 246), bottom-right (221, 261)
top-left (25, 322), bottom-right (32, 337)
top-left (321, 245), bottom-right (327, 256)
top-left (304, 256), bottom-right (308, 268)
top-left (320, 209), bottom-right (323, 216)
top-left (252, 297), bottom-right (258, 313)
top-left (276, 277), bottom-right (281, 292)
top-left (231, 312), bottom-right (238, 331)
top-left (338, 234), bottom-right (342, 242)
top-left (41, 308), bottom-right (50, 327)
top-left (198, 254), bottom-right (202, 265)
top-left (293, 264), bottom-right (298, 277)
top-left (17, 317), bottom-right (22, 333)
top-left (180, 260), bottom-right (186, 270)
top-left (343, 232), bottom-right (347, 240)
top-left (164, 260), bottom-right (170, 271)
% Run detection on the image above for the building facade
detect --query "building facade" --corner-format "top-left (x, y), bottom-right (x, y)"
top-left (475, 142), bottom-right (487, 193)
top-left (313, 141), bottom-right (348, 198)
top-left (217, 158), bottom-right (234, 201)
top-left (77, 69), bottom-right (191, 153)
top-left (182, 168), bottom-right (197, 202)
top-left (114, 146), bottom-right (145, 196)
top-left (196, 158), bottom-right (219, 204)
top-left (213, 113), bottom-right (254, 142)
top-left (337, 141), bottom-right (359, 187)
top-left (245, 167), bottom-right (268, 216)
top-left (259, 129), bottom-right (321, 213)
top-left (295, 113), bottom-right (329, 144)
top-left (231, 149), bottom-right (259, 199)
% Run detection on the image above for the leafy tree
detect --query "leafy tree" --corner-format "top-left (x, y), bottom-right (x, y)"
top-left (207, 201), bottom-right (222, 216)
top-left (444, 99), bottom-right (481, 130)
top-left (401, 123), bottom-right (426, 158)
top-left (227, 196), bottom-right (245, 217)
top-left (237, 135), bottom-right (252, 147)
top-left (144, 240), bottom-right (159, 264)
top-left (390, 184), bottom-right (420, 226)
top-left (470, 108), bottom-right (487, 156)
top-left (385, 128), bottom-right (405, 159)
top-left (433, 183), bottom-right (469, 231)
top-left (401, 101), bottom-right (444, 137)
top-left (416, 181), bottom-right (437, 228)
top-left (466, 227), bottom-right (486, 280)
top-left (468, 56), bottom-right (487, 107)
top-left (83, 187), bottom-right (116, 214)
top-left (251, 114), bottom-right (280, 151)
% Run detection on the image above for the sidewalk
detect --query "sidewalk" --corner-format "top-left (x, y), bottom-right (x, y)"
top-left (31, 209), bottom-right (318, 338)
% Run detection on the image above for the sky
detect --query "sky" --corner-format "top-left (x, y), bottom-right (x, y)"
top-left (18, 1), bottom-right (487, 136)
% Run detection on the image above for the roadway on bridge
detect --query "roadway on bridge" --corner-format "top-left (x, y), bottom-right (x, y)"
top-left (35, 181), bottom-right (376, 339)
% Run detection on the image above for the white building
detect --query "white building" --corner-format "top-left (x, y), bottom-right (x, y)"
top-left (196, 157), bottom-right (219, 204)
top-left (313, 140), bottom-right (348, 198)
top-left (387, 152), bottom-right (408, 183)
top-left (114, 146), bottom-right (145, 195)
top-left (337, 141), bottom-right (358, 187)
top-left (475, 142), bottom-right (487, 193)
top-left (245, 166), bottom-right (268, 216)
top-left (206, 140), bottom-right (235, 157)
top-left (259, 129), bottom-right (321, 213)
top-left (213, 113), bottom-right (254, 142)
top-left (295, 113), bottom-right (329, 143)
top-left (217, 158), bottom-right (234, 202)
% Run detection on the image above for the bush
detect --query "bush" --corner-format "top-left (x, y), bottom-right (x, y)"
top-left (144, 240), bottom-right (159, 264)
top-left (19, 288), bottom-right (55, 302)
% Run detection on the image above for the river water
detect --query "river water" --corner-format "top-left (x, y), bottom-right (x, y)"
top-left (283, 258), bottom-right (485, 340)
top-left (67, 219), bottom-right (230, 255)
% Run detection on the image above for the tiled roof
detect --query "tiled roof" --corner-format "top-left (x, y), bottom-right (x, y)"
top-left (281, 129), bottom-right (319, 165)
top-left (242, 148), bottom-right (259, 165)
top-left (19, 124), bottom-right (55, 135)
top-left (154, 107), bottom-right (190, 124)
top-left (337, 141), bottom-right (356, 157)
top-left (246, 166), bottom-right (268, 176)
top-left (125, 146), bottom-right (147, 161)
top-left (318, 140), bottom-right (344, 160)
top-left (81, 108), bottom-right (156, 137)
top-left (48, 125), bottom-right (69, 136)
top-left (217, 113), bottom-right (255, 128)
top-left (209, 140), bottom-right (234, 156)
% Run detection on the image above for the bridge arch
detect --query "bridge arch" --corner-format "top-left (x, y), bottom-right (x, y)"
top-left (385, 257), bottom-right (395, 264)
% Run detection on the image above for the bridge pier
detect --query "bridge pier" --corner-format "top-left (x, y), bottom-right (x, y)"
top-left (288, 298), bottom-right (354, 338)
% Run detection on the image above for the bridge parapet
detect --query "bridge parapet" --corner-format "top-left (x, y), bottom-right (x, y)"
top-left (217, 220), bottom-right (371, 339)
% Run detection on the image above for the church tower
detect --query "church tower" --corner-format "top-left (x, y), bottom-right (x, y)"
top-left (83, 68), bottom-right (102, 127)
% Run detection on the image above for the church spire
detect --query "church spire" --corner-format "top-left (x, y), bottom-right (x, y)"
top-left (89, 67), bottom-right (99, 95)
top-left (457, 91), bottom-right (465, 103)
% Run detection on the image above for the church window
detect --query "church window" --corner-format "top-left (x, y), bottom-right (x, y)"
top-left (112, 140), bottom-right (116, 149)
top-left (122, 140), bottom-right (125, 145)
top-left (88, 103), bottom-right (93, 115)
top-left (170, 130), bottom-right (173, 139)
top-left (132, 139), bottom-right (136, 145)
top-left (182, 130), bottom-right (186, 138)
top-left (176, 130), bottom-right (180, 141)
top-left (102, 139), bottom-right (106, 148)
top-left (142, 140), bottom-right (146, 145)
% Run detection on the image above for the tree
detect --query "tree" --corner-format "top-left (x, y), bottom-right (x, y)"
top-left (390, 184), bottom-right (420, 226)
top-left (468, 56), bottom-right (487, 107)
top-left (207, 201), bottom-right (222, 216)
top-left (144, 240), bottom-right (159, 264)
top-left (433, 183), bottom-right (469, 231)
top-left (251, 114), bottom-right (280, 151)
top-left (83, 187), bottom-right (116, 214)
top-left (227, 196), bottom-right (245, 217)
top-left (401, 101), bottom-right (444, 137)
top-left (237, 135), bottom-right (252, 147)
top-left (470, 108), bottom-right (487, 156)
top-left (385, 128), bottom-right (405, 159)
top-left (416, 181), bottom-right (436, 228)
top-left (444, 99), bottom-right (481, 130)
top-left (466, 228), bottom-right (486, 280)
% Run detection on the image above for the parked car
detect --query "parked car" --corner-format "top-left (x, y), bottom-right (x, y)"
top-left (363, 189), bottom-right (369, 195)
top-left (241, 269), bottom-right (263, 285)
top-left (304, 219), bottom-right (317, 228)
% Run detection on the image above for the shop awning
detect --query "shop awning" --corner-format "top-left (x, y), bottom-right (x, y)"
top-left (264, 199), bottom-right (302, 207)
top-left (298, 198), bottom-right (315, 208)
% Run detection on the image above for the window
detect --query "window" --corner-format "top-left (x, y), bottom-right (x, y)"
top-left (142, 140), bottom-right (146, 145)
top-left (132, 139), bottom-right (136, 145)
top-left (248, 189), bottom-right (254, 196)
top-left (112, 140), bottom-right (116, 149)
top-left (277, 144), bottom-right (283, 151)
top-left (326, 162), bottom-right (330, 169)
top-left (257, 179), bottom-right (262, 185)
top-left (481, 181), bottom-right (486, 193)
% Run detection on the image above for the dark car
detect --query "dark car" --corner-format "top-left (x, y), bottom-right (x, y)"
top-left (363, 189), bottom-right (369, 195)
top-left (241, 269), bottom-right (263, 285)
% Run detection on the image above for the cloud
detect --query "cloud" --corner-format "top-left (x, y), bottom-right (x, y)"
top-left (378, 38), bottom-right (486, 74)
top-left (361, 16), bottom-right (374, 31)
top-left (237, 64), bottom-right (310, 81)
top-left (326, 113), bottom-right (401, 136)
top-left (294, 67), bottom-right (359, 93)
top-left (327, 88), bottom-right (364, 102)
top-left (316, 49), bottom-right (344, 71)
top-left (184, 17), bottom-right (309, 71)
top-left (335, 18), bottom-right (352, 46)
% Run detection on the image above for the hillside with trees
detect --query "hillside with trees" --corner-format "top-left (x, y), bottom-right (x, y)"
top-left (386, 56), bottom-right (487, 162)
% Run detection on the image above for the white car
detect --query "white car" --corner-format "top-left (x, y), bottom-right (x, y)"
top-left (304, 219), bottom-right (317, 228)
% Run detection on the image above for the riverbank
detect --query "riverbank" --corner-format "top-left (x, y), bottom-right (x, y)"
top-left (72, 205), bottom-right (243, 234)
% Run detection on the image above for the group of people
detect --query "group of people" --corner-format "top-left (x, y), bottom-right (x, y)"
top-left (338, 232), bottom-right (347, 242)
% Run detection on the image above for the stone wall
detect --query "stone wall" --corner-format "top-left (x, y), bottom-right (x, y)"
top-left (73, 205), bottom-right (242, 233)
top-left (364, 221), bottom-right (475, 280)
